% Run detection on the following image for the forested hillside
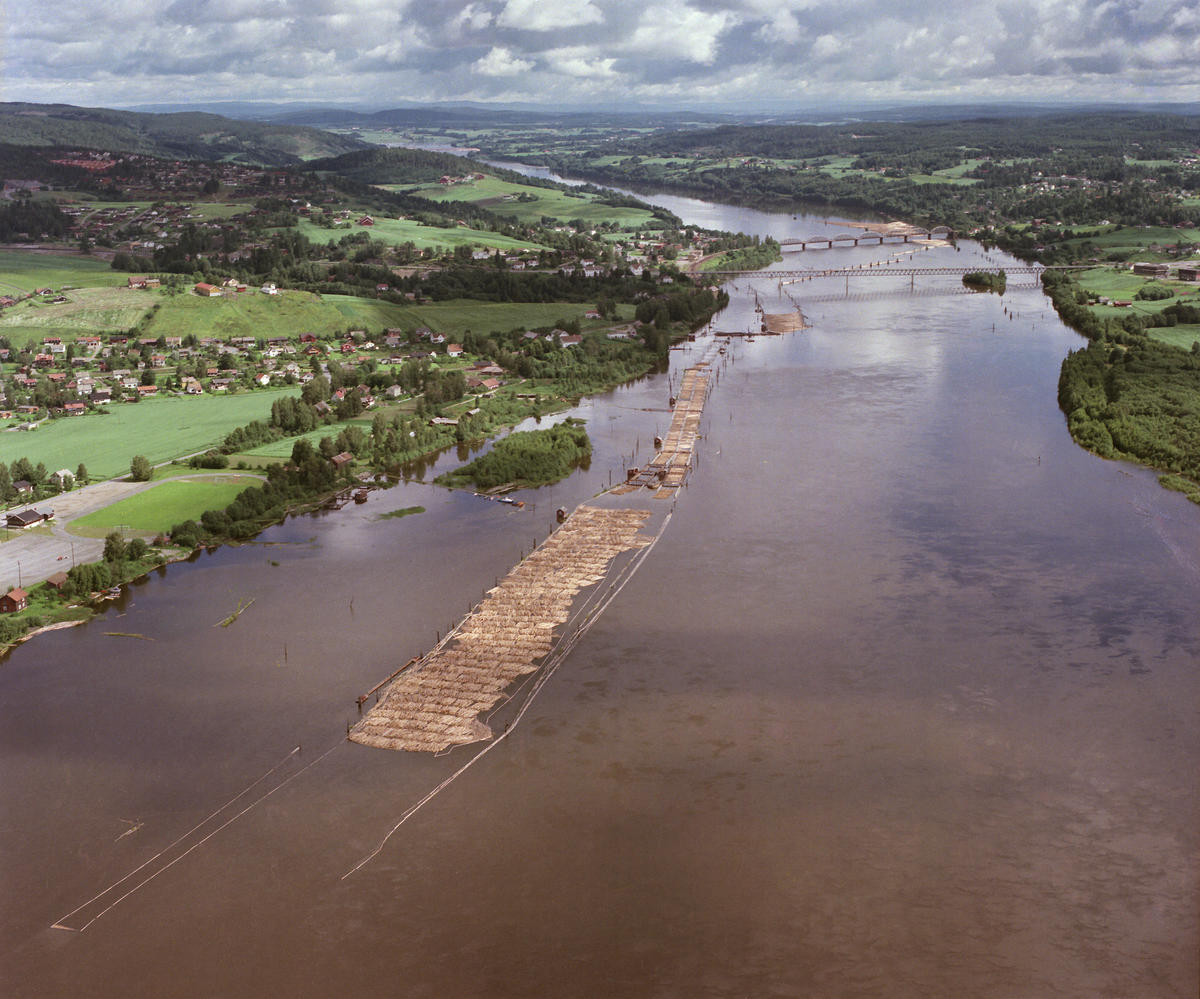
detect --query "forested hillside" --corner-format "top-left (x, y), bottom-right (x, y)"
top-left (0, 103), bottom-right (369, 164)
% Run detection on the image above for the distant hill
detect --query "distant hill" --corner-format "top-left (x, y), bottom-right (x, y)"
top-left (0, 103), bottom-right (370, 165)
top-left (271, 105), bottom-right (741, 130)
top-left (306, 147), bottom-right (487, 185)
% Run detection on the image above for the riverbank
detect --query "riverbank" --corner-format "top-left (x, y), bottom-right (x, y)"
top-left (3, 197), bottom-right (1197, 998)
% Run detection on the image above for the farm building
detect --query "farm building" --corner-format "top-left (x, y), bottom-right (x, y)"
top-left (6, 510), bottom-right (45, 529)
top-left (0, 589), bottom-right (28, 614)
top-left (1131, 262), bottom-right (1169, 278)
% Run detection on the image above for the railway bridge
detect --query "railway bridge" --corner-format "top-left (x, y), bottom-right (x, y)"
top-left (780, 225), bottom-right (955, 251)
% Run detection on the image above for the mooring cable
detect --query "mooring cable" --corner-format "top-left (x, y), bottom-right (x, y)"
top-left (342, 510), bottom-right (672, 879)
top-left (53, 741), bottom-right (340, 932)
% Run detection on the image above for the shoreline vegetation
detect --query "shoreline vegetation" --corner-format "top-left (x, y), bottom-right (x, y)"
top-left (962, 270), bottom-right (1007, 294)
top-left (1047, 268), bottom-right (1200, 504)
top-left (3, 107), bottom-right (1198, 654)
top-left (434, 420), bottom-right (591, 492)
top-left (0, 295), bottom-right (724, 656)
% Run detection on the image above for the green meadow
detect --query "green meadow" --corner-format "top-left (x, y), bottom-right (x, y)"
top-left (1073, 267), bottom-right (1200, 348)
top-left (0, 251), bottom-right (130, 295)
top-left (0, 286), bottom-right (153, 346)
top-left (1148, 326), bottom-right (1200, 350)
top-left (293, 217), bottom-right (545, 252)
top-left (142, 289), bottom-right (351, 340)
top-left (322, 295), bottom-right (626, 337)
top-left (399, 175), bottom-right (660, 228)
top-left (1062, 226), bottom-right (1200, 260)
top-left (1, 388), bottom-right (298, 480)
top-left (69, 476), bottom-right (263, 535)
top-left (234, 417), bottom-right (372, 459)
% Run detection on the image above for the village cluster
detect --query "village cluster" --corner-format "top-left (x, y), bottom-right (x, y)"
top-left (0, 281), bottom-right (645, 427)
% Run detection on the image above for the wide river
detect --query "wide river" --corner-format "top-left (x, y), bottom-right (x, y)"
top-left (2, 188), bottom-right (1197, 998)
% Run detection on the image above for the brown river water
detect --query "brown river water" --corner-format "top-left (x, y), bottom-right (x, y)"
top-left (1, 196), bottom-right (1197, 997)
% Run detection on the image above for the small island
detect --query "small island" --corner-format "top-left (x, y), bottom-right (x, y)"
top-left (962, 270), bottom-right (1007, 293)
top-left (435, 421), bottom-right (592, 492)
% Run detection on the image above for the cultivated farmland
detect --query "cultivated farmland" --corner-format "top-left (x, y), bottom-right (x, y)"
top-left (291, 217), bottom-right (546, 252)
top-left (68, 475), bottom-right (264, 535)
top-left (0, 250), bottom-right (130, 295)
top-left (1, 388), bottom-right (299, 480)
top-left (396, 175), bottom-right (661, 228)
top-left (142, 289), bottom-right (352, 340)
top-left (0, 286), bottom-right (154, 346)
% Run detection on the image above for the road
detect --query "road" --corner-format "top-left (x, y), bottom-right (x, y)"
top-left (0, 472), bottom-right (263, 592)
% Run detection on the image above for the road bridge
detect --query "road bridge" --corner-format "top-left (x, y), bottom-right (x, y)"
top-left (708, 265), bottom-right (1053, 279)
top-left (780, 225), bottom-right (955, 250)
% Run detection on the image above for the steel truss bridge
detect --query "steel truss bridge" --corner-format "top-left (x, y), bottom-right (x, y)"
top-left (705, 265), bottom-right (1086, 280)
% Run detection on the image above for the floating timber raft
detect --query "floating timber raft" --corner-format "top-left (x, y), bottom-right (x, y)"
top-left (761, 310), bottom-right (807, 334)
top-left (351, 506), bottom-right (653, 753)
top-left (623, 362), bottom-right (711, 497)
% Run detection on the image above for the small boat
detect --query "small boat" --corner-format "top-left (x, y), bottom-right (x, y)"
top-left (353, 489), bottom-right (368, 504)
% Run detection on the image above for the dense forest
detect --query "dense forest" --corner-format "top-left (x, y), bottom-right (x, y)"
top-left (0, 103), bottom-right (367, 164)
top-left (1043, 268), bottom-right (1200, 500)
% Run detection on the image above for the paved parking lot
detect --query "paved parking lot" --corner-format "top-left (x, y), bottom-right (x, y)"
top-left (0, 479), bottom-right (155, 591)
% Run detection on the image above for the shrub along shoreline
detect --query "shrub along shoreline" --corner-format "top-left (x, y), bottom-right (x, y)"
top-left (1, 299), bottom-right (727, 655)
top-left (1046, 269), bottom-right (1200, 504)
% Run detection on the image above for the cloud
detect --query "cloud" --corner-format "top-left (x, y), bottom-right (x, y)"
top-left (452, 3), bottom-right (493, 31)
top-left (474, 46), bottom-right (535, 76)
top-left (3, 0), bottom-right (1199, 108)
top-left (544, 46), bottom-right (619, 79)
top-left (496, 0), bottom-right (604, 31)
top-left (627, 2), bottom-right (737, 63)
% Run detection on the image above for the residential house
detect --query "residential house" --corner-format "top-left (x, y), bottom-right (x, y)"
top-left (6, 509), bottom-right (43, 528)
top-left (0, 589), bottom-right (28, 614)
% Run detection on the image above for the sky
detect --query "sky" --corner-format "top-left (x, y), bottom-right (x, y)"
top-left (4, 0), bottom-right (1199, 111)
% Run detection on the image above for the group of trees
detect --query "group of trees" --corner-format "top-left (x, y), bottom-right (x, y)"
top-left (1058, 336), bottom-right (1200, 489)
top-left (437, 422), bottom-right (592, 491)
top-left (962, 270), bottom-right (1007, 293)
top-left (0, 459), bottom-right (88, 504)
top-left (0, 197), bottom-right (70, 241)
top-left (1043, 268), bottom-right (1200, 500)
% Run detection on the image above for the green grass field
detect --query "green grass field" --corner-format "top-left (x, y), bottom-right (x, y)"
top-left (1, 388), bottom-right (299, 480)
top-left (1148, 326), bottom-right (1200, 350)
top-left (69, 475), bottom-right (262, 535)
top-left (0, 286), bottom-right (154, 345)
top-left (400, 175), bottom-right (660, 228)
top-left (1063, 226), bottom-right (1200, 260)
top-left (142, 288), bottom-right (351, 340)
top-left (234, 417), bottom-right (372, 459)
top-left (294, 217), bottom-right (546, 252)
top-left (399, 299), bottom-right (631, 337)
top-left (0, 251), bottom-right (130, 295)
top-left (321, 296), bottom-right (627, 337)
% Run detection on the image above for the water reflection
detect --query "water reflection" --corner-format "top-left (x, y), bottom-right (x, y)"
top-left (1, 197), bottom-right (1197, 999)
